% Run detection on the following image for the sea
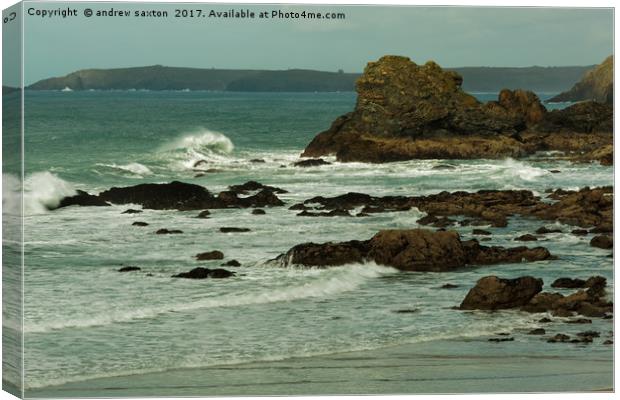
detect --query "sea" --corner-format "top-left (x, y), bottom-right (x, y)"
top-left (1, 90), bottom-right (614, 394)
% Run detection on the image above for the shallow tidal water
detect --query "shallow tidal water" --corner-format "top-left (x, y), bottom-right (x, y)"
top-left (2, 91), bottom-right (613, 394)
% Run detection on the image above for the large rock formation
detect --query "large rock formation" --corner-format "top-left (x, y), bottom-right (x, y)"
top-left (548, 56), bottom-right (613, 104)
top-left (59, 181), bottom-right (285, 211)
top-left (302, 56), bottom-right (612, 163)
top-left (274, 229), bottom-right (552, 272)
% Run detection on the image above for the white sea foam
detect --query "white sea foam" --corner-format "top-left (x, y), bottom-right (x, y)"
top-left (24, 263), bottom-right (392, 334)
top-left (96, 162), bottom-right (153, 177)
top-left (3, 172), bottom-right (77, 215)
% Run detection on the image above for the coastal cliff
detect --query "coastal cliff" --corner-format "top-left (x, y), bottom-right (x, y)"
top-left (302, 56), bottom-right (613, 163)
top-left (548, 55), bottom-right (613, 104)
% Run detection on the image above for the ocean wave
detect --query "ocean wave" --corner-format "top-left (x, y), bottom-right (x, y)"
top-left (3, 172), bottom-right (76, 215)
top-left (23, 307), bottom-right (540, 390)
top-left (24, 263), bottom-right (393, 334)
top-left (157, 129), bottom-right (236, 170)
top-left (95, 162), bottom-right (154, 177)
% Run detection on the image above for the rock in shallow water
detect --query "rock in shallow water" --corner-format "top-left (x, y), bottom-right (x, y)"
top-left (459, 276), bottom-right (543, 310)
top-left (172, 267), bottom-right (235, 279)
top-left (195, 251), bottom-right (224, 261)
top-left (274, 229), bottom-right (552, 271)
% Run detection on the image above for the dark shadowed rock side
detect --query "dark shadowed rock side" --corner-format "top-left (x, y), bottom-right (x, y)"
top-left (548, 55), bottom-right (613, 104)
top-left (274, 229), bottom-right (552, 271)
top-left (460, 275), bottom-right (612, 318)
top-left (291, 186), bottom-right (612, 231)
top-left (302, 56), bottom-right (612, 164)
top-left (56, 181), bottom-right (285, 211)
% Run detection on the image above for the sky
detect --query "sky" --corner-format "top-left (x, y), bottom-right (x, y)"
top-left (8, 4), bottom-right (615, 86)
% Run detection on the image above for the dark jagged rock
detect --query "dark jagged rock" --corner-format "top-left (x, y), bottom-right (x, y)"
top-left (293, 158), bottom-right (331, 167)
top-left (122, 209), bottom-right (142, 214)
top-left (252, 209), bottom-right (266, 215)
top-left (515, 234), bottom-right (538, 242)
top-left (572, 229), bottom-right (589, 236)
top-left (118, 266), bottom-right (141, 272)
top-left (195, 251), bottom-right (224, 261)
top-left (172, 267), bottom-right (235, 279)
top-left (99, 181), bottom-right (214, 210)
top-left (302, 55), bottom-right (612, 163)
top-left (220, 227), bottom-right (251, 233)
top-left (591, 235), bottom-right (613, 249)
top-left (228, 180), bottom-right (288, 194)
top-left (155, 229), bottom-right (183, 235)
top-left (538, 317), bottom-right (552, 323)
top-left (132, 221), bottom-right (149, 227)
top-left (98, 181), bottom-right (285, 210)
top-left (292, 186), bottom-right (613, 230)
top-left (459, 276), bottom-right (543, 310)
top-left (275, 229), bottom-right (551, 271)
top-left (56, 190), bottom-right (111, 209)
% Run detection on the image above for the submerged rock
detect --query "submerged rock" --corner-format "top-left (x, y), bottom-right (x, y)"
top-left (155, 229), bottom-right (183, 235)
top-left (195, 251), bottom-right (224, 261)
top-left (172, 267), bottom-right (235, 279)
top-left (514, 234), bottom-right (538, 242)
top-left (122, 209), bottom-right (142, 214)
top-left (132, 221), bottom-right (149, 227)
top-left (293, 158), bottom-right (331, 167)
top-left (197, 210), bottom-right (211, 218)
top-left (222, 260), bottom-right (241, 267)
top-left (220, 227), bottom-right (251, 233)
top-left (118, 266), bottom-right (141, 272)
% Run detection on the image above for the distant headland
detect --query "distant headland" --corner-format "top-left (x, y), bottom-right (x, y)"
top-left (26, 64), bottom-right (595, 93)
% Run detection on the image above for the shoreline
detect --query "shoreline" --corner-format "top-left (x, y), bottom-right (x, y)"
top-left (26, 337), bottom-right (613, 397)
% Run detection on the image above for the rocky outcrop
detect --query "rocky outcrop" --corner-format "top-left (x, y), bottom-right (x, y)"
top-left (195, 251), bottom-right (224, 261)
top-left (460, 275), bottom-right (612, 318)
top-left (548, 56), bottom-right (613, 104)
top-left (302, 56), bottom-right (612, 163)
top-left (290, 186), bottom-right (612, 230)
top-left (57, 180), bottom-right (287, 211)
top-left (55, 190), bottom-right (111, 209)
top-left (274, 229), bottom-right (552, 271)
top-left (459, 276), bottom-right (543, 310)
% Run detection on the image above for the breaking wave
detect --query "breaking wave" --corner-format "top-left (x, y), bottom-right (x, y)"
top-left (157, 129), bottom-right (235, 170)
top-left (3, 172), bottom-right (76, 215)
top-left (24, 263), bottom-right (393, 334)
